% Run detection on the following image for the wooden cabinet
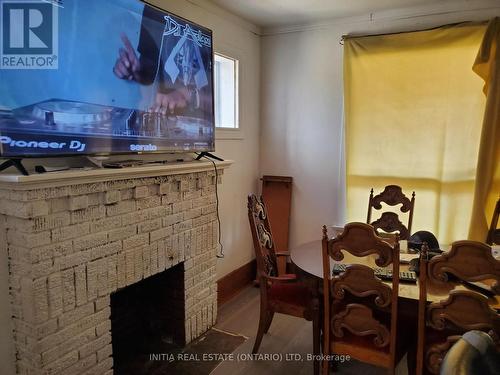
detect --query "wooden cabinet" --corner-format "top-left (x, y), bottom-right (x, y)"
top-left (261, 175), bottom-right (293, 275)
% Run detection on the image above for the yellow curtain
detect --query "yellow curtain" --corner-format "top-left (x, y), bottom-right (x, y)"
top-left (344, 23), bottom-right (487, 245)
top-left (469, 17), bottom-right (500, 241)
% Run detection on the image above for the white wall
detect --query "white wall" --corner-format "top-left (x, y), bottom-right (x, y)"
top-left (260, 0), bottom-right (500, 249)
top-left (123, 0), bottom-right (262, 278)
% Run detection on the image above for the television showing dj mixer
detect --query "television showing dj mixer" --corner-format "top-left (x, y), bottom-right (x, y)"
top-left (0, 0), bottom-right (214, 157)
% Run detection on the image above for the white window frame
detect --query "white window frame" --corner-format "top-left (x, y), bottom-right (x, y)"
top-left (213, 49), bottom-right (242, 140)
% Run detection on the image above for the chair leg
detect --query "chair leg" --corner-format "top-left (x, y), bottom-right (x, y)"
top-left (322, 357), bottom-right (329, 375)
top-left (252, 302), bottom-right (269, 353)
top-left (264, 311), bottom-right (275, 333)
top-left (312, 311), bottom-right (320, 375)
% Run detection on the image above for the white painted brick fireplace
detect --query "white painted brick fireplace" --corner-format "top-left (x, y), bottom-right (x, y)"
top-left (0, 160), bottom-right (232, 374)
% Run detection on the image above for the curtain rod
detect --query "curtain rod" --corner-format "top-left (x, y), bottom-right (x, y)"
top-left (340, 20), bottom-right (488, 44)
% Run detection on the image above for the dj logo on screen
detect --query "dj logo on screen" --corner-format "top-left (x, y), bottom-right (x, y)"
top-left (163, 15), bottom-right (209, 91)
top-left (0, 0), bottom-right (59, 69)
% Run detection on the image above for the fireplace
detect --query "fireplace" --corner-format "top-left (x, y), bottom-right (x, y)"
top-left (0, 161), bottom-right (231, 374)
top-left (111, 263), bottom-right (185, 375)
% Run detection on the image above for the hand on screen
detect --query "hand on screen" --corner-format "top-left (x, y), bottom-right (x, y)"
top-left (113, 33), bottom-right (141, 81)
top-left (152, 89), bottom-right (190, 115)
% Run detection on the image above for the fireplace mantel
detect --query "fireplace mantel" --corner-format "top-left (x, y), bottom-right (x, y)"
top-left (0, 160), bottom-right (233, 189)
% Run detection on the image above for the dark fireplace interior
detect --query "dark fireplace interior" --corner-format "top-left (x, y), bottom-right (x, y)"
top-left (111, 263), bottom-right (185, 375)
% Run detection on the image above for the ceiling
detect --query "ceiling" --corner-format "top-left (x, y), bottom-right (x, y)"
top-left (209, 0), bottom-right (450, 28)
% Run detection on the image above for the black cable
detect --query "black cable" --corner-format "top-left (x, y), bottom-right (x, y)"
top-left (197, 154), bottom-right (224, 258)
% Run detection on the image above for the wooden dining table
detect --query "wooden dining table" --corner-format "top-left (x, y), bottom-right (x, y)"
top-left (290, 239), bottom-right (500, 309)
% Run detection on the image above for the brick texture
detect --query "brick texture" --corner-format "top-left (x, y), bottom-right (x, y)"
top-left (1, 169), bottom-right (222, 374)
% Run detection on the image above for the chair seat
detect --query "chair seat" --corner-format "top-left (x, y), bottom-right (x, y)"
top-left (268, 282), bottom-right (310, 316)
top-left (332, 335), bottom-right (391, 367)
top-left (329, 315), bottom-right (414, 369)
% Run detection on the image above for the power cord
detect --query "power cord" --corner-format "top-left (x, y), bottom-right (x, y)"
top-left (196, 154), bottom-right (224, 258)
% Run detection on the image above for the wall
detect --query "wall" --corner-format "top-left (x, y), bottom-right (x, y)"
top-left (260, 0), bottom-right (500, 249)
top-left (146, 0), bottom-right (261, 279)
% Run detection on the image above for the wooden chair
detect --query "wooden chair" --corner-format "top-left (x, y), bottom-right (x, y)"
top-left (251, 189), bottom-right (291, 282)
top-left (486, 197), bottom-right (500, 245)
top-left (261, 175), bottom-right (293, 275)
top-left (248, 195), bottom-right (320, 374)
top-left (321, 222), bottom-right (405, 374)
top-left (416, 241), bottom-right (500, 375)
top-left (367, 185), bottom-right (415, 240)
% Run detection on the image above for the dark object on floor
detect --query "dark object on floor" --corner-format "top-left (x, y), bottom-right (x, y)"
top-left (116, 328), bottom-right (246, 375)
top-left (440, 331), bottom-right (500, 375)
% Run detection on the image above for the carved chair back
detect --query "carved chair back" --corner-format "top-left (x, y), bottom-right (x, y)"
top-left (321, 222), bottom-right (400, 370)
top-left (416, 241), bottom-right (500, 375)
top-left (366, 185), bottom-right (415, 240)
top-left (486, 198), bottom-right (500, 245)
top-left (247, 195), bottom-right (278, 281)
top-left (249, 196), bottom-right (321, 373)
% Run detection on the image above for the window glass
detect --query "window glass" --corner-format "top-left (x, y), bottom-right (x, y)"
top-left (214, 54), bottom-right (238, 129)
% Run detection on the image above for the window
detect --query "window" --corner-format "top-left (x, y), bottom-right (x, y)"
top-left (343, 24), bottom-right (487, 244)
top-left (214, 53), bottom-right (238, 129)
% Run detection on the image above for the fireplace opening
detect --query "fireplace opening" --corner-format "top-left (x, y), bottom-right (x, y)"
top-left (111, 263), bottom-right (185, 375)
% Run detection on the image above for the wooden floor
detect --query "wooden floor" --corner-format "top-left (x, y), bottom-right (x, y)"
top-left (212, 286), bottom-right (410, 375)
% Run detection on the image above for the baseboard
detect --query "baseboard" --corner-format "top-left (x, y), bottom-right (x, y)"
top-left (217, 259), bottom-right (256, 306)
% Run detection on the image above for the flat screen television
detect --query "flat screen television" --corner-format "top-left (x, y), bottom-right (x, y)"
top-left (0, 0), bottom-right (215, 158)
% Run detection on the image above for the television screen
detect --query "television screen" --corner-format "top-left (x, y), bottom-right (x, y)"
top-left (0, 0), bottom-right (215, 157)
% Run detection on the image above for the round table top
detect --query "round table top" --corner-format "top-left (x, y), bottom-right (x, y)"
top-left (290, 239), bottom-right (500, 308)
top-left (290, 240), bottom-right (327, 279)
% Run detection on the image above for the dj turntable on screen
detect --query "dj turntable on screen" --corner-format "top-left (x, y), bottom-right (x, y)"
top-left (113, 5), bottom-right (212, 116)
